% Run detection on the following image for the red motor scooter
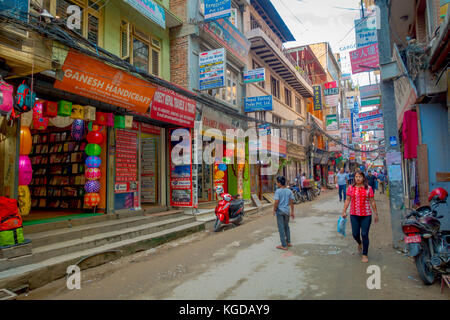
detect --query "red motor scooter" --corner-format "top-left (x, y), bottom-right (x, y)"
top-left (213, 186), bottom-right (244, 232)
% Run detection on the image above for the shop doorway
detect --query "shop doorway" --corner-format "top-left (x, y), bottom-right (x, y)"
top-left (140, 130), bottom-right (160, 208)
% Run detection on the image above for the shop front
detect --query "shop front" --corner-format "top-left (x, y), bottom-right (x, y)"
top-left (260, 136), bottom-right (287, 195)
top-left (200, 106), bottom-right (250, 203)
top-left (5, 49), bottom-right (195, 224)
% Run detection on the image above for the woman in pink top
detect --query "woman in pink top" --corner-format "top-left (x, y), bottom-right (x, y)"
top-left (341, 171), bottom-right (379, 263)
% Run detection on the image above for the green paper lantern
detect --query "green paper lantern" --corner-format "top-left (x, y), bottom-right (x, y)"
top-left (114, 115), bottom-right (125, 129)
top-left (57, 100), bottom-right (73, 117)
top-left (85, 143), bottom-right (102, 156)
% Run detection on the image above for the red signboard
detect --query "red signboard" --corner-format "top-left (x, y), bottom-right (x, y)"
top-left (350, 43), bottom-right (379, 74)
top-left (169, 128), bottom-right (193, 207)
top-left (115, 129), bottom-right (138, 193)
top-left (149, 86), bottom-right (196, 128)
top-left (324, 81), bottom-right (337, 89)
top-left (54, 50), bottom-right (157, 113)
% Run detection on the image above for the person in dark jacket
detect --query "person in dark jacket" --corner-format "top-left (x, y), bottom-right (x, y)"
top-left (367, 171), bottom-right (377, 193)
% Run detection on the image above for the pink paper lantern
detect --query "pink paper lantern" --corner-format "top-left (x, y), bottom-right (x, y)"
top-left (19, 155), bottom-right (33, 185)
top-left (85, 167), bottom-right (101, 180)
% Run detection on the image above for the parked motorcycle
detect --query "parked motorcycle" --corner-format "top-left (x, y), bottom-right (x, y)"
top-left (213, 186), bottom-right (245, 232)
top-left (289, 183), bottom-right (302, 204)
top-left (401, 187), bottom-right (449, 285)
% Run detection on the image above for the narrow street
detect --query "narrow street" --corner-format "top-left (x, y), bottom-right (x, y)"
top-left (20, 189), bottom-right (449, 300)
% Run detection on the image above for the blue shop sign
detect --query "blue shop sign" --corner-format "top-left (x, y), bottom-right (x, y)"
top-left (124, 0), bottom-right (166, 29)
top-left (204, 0), bottom-right (231, 21)
top-left (244, 95), bottom-right (273, 112)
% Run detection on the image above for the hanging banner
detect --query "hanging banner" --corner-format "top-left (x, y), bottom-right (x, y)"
top-left (349, 43), bottom-right (379, 74)
top-left (204, 0), bottom-right (231, 22)
top-left (357, 109), bottom-right (383, 124)
top-left (199, 48), bottom-right (226, 91)
top-left (340, 118), bottom-right (351, 132)
top-left (149, 86), bottom-right (196, 128)
top-left (325, 114), bottom-right (338, 131)
top-left (325, 94), bottom-right (339, 107)
top-left (244, 95), bottom-right (273, 112)
top-left (313, 85), bottom-right (322, 110)
top-left (54, 50), bottom-right (157, 113)
top-left (354, 17), bottom-right (378, 48)
top-left (361, 122), bottom-right (384, 131)
top-left (360, 96), bottom-right (381, 107)
top-left (324, 81), bottom-right (337, 89)
top-left (243, 68), bottom-right (265, 83)
top-left (169, 129), bottom-right (193, 207)
top-left (360, 84), bottom-right (381, 99)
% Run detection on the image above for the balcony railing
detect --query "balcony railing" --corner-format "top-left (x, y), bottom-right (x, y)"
top-left (249, 21), bottom-right (313, 88)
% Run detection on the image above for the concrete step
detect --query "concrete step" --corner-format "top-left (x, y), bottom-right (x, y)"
top-left (195, 203), bottom-right (272, 223)
top-left (27, 212), bottom-right (186, 248)
top-left (0, 215), bottom-right (196, 272)
top-left (0, 221), bottom-right (205, 291)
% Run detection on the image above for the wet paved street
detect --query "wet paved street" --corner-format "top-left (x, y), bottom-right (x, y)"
top-left (21, 189), bottom-right (450, 300)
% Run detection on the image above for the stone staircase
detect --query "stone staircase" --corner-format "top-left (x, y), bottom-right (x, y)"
top-left (0, 210), bottom-right (205, 292)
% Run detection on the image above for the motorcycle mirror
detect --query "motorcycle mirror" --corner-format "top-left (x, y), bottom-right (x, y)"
top-left (437, 215), bottom-right (444, 219)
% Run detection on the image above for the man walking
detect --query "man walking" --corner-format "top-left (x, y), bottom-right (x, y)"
top-left (335, 167), bottom-right (348, 202)
top-left (367, 171), bottom-right (377, 193)
top-left (273, 176), bottom-right (295, 250)
top-left (378, 170), bottom-right (386, 194)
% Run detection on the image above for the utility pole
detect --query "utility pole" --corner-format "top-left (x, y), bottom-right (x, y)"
top-left (375, 0), bottom-right (405, 249)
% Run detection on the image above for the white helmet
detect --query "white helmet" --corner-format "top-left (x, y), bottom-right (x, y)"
top-left (215, 185), bottom-right (224, 196)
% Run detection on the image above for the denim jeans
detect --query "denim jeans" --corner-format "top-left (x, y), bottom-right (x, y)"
top-left (276, 212), bottom-right (290, 247)
top-left (338, 184), bottom-right (347, 201)
top-left (350, 215), bottom-right (372, 255)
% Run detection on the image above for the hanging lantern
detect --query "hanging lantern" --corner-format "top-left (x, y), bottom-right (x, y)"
top-left (49, 115), bottom-right (74, 128)
top-left (18, 155), bottom-right (33, 185)
top-left (88, 122), bottom-right (103, 132)
top-left (32, 101), bottom-right (49, 130)
top-left (218, 164), bottom-right (227, 171)
top-left (85, 156), bottom-right (101, 168)
top-left (85, 143), bottom-right (102, 156)
top-left (19, 126), bottom-right (32, 155)
top-left (84, 180), bottom-right (101, 193)
top-left (85, 167), bottom-right (101, 180)
top-left (86, 131), bottom-right (104, 145)
top-left (17, 185), bottom-right (31, 216)
top-left (84, 193), bottom-right (100, 207)
top-left (21, 110), bottom-right (33, 127)
top-left (71, 119), bottom-right (85, 141)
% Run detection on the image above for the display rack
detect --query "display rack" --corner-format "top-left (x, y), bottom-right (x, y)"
top-left (29, 128), bottom-right (87, 210)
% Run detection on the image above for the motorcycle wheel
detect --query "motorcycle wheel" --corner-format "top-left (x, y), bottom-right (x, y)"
top-left (213, 218), bottom-right (222, 232)
top-left (307, 189), bottom-right (314, 201)
top-left (294, 193), bottom-right (300, 204)
top-left (414, 243), bottom-right (435, 285)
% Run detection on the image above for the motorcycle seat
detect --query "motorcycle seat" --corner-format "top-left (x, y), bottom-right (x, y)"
top-left (229, 199), bottom-right (244, 216)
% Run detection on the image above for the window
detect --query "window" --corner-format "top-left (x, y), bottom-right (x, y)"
top-left (271, 76), bottom-right (280, 99)
top-left (287, 127), bottom-right (294, 142)
top-left (56, 0), bottom-right (102, 45)
top-left (120, 23), bottom-right (161, 76)
top-left (272, 115), bottom-right (282, 138)
top-left (284, 88), bottom-right (292, 107)
top-left (255, 111), bottom-right (266, 121)
top-left (252, 60), bottom-right (265, 89)
top-left (207, 66), bottom-right (239, 106)
top-left (295, 97), bottom-right (301, 114)
top-left (297, 129), bottom-right (303, 145)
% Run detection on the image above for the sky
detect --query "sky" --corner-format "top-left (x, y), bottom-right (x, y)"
top-left (270, 0), bottom-right (376, 86)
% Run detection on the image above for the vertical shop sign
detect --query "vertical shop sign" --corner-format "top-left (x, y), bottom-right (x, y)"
top-left (115, 129), bottom-right (138, 193)
top-left (313, 85), bottom-right (322, 110)
top-left (169, 128), bottom-right (193, 207)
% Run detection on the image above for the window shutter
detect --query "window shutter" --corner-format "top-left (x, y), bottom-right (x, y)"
top-left (152, 49), bottom-right (160, 76)
top-left (120, 20), bottom-right (130, 59)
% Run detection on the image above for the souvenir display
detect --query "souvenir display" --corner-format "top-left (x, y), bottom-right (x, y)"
top-left (71, 119), bottom-right (85, 141)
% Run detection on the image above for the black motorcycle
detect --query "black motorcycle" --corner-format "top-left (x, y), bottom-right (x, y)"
top-left (401, 191), bottom-right (449, 285)
top-left (289, 183), bottom-right (302, 204)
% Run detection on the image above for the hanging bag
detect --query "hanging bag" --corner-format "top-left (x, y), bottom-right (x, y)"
top-left (15, 81), bottom-right (36, 113)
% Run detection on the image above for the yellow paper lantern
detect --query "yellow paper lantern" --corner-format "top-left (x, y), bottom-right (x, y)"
top-left (18, 185), bottom-right (31, 216)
